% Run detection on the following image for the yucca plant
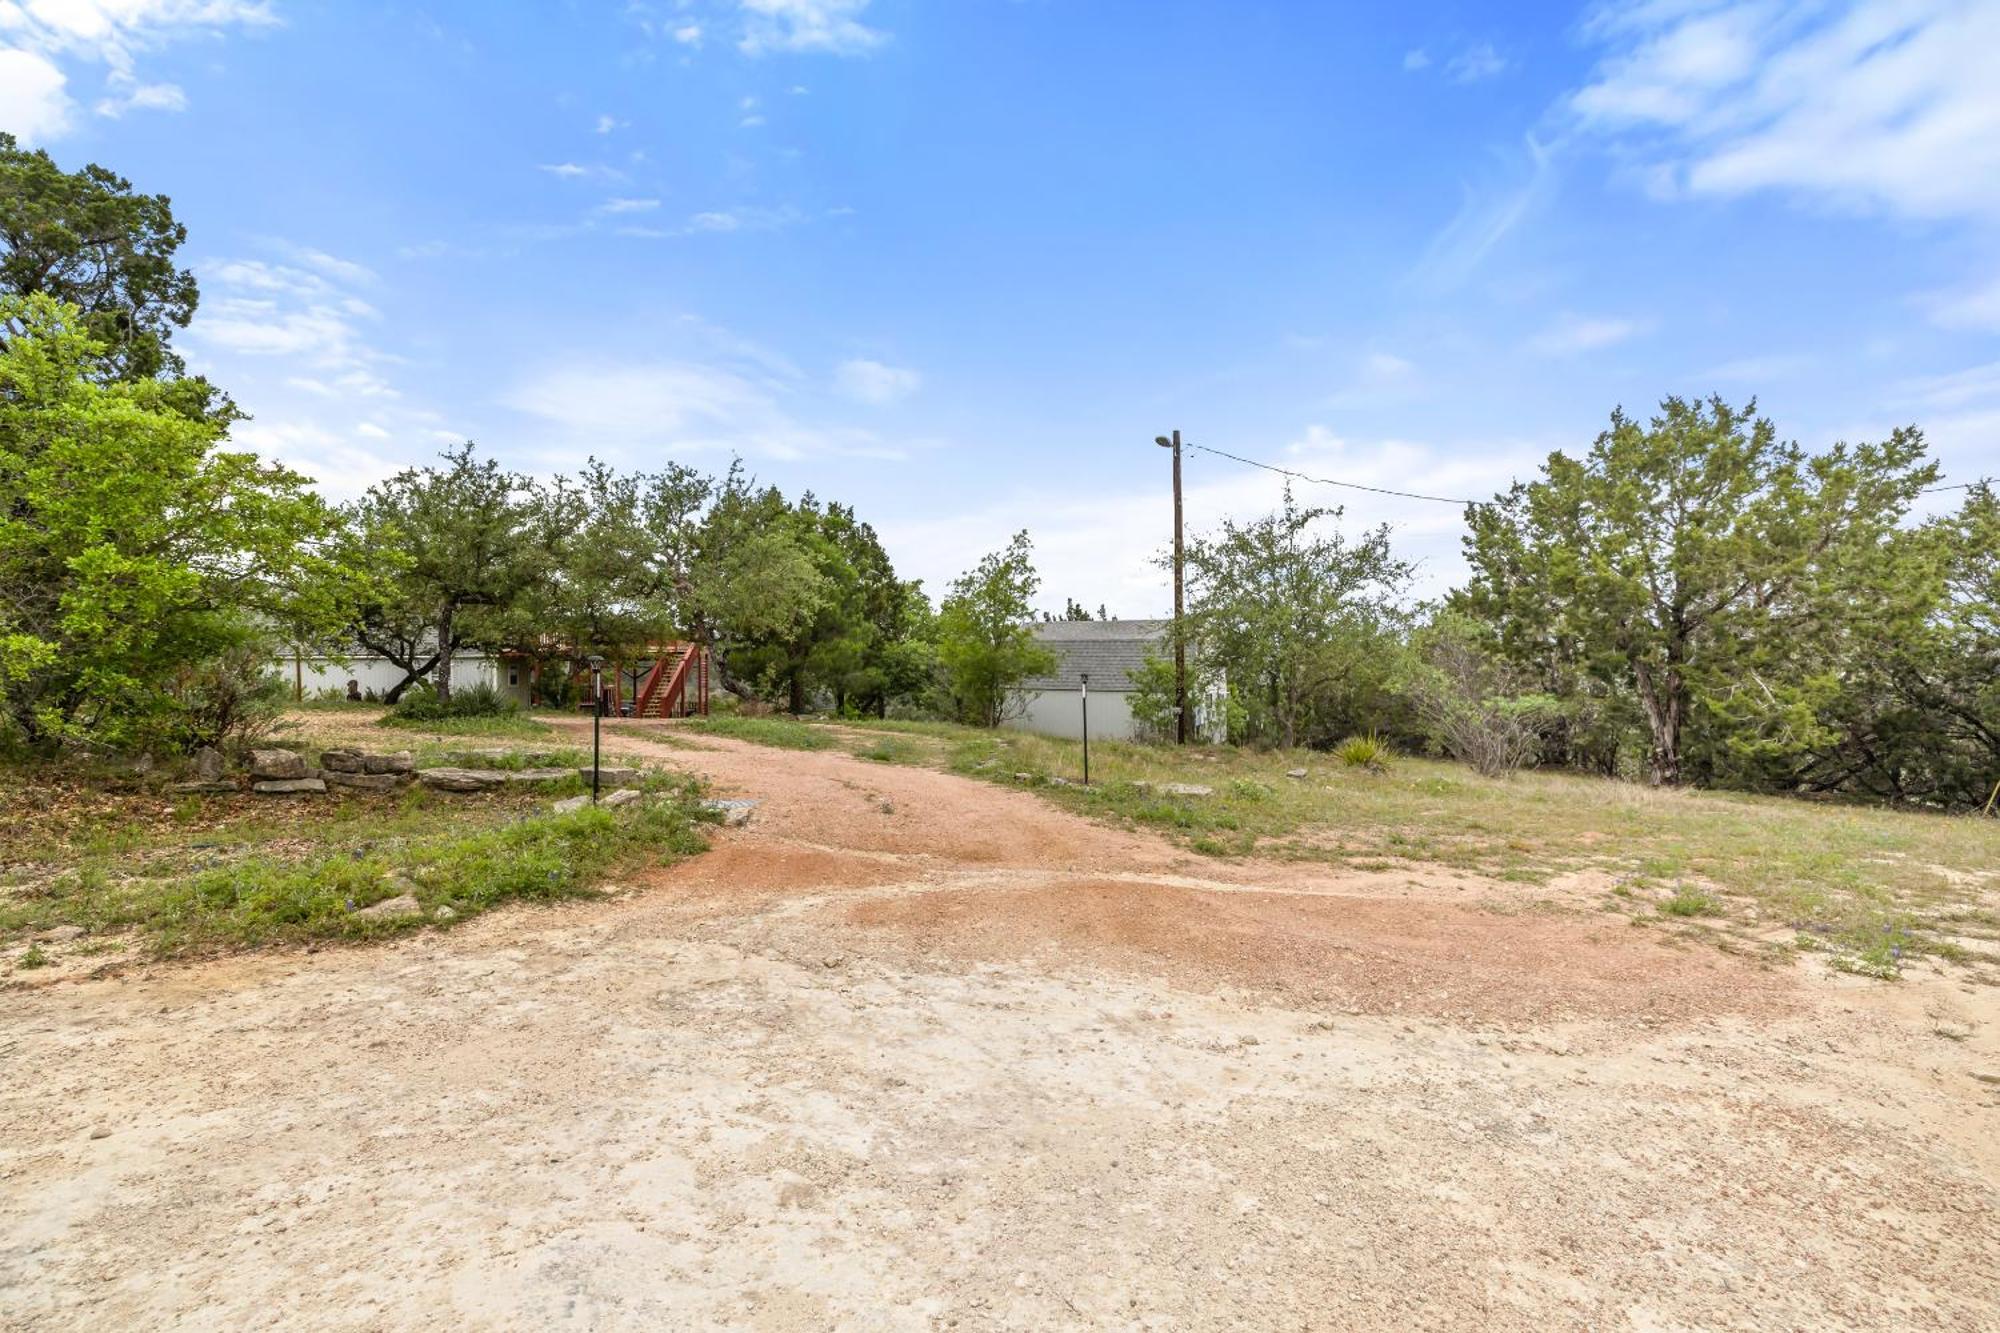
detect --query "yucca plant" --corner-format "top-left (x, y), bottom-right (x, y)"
top-left (1332, 732), bottom-right (1391, 772)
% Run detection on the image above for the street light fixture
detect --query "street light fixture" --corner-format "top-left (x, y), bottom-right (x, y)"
top-left (587, 654), bottom-right (605, 804)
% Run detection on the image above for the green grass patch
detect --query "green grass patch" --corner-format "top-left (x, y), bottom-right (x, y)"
top-left (1659, 884), bottom-right (1723, 917)
top-left (376, 712), bottom-right (557, 739)
top-left (854, 736), bottom-right (922, 765)
top-left (1, 777), bottom-right (711, 958)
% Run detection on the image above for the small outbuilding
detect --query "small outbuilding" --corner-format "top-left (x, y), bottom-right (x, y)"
top-left (1004, 619), bottom-right (1170, 742)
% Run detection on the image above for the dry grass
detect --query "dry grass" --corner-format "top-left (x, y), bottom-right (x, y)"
top-left (719, 716), bottom-right (2000, 978)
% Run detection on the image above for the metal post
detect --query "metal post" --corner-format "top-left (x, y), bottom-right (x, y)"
top-left (588, 655), bottom-right (604, 804)
top-left (1080, 672), bottom-right (1090, 786)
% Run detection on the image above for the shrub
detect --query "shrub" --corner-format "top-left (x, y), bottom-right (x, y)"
top-left (1407, 616), bottom-right (1553, 778)
top-left (151, 636), bottom-right (290, 756)
top-left (389, 680), bottom-right (516, 723)
top-left (1333, 732), bottom-right (1391, 772)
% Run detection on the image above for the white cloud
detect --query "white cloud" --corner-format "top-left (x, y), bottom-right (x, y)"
top-left (599, 196), bottom-right (661, 214)
top-left (356, 421), bottom-right (391, 439)
top-left (1922, 273), bottom-right (2000, 333)
top-left (672, 23), bottom-right (703, 47)
top-left (502, 359), bottom-right (904, 465)
top-left (0, 47), bottom-right (69, 140)
top-left (1894, 360), bottom-right (2000, 412)
top-left (1402, 48), bottom-right (1430, 72)
top-left (737, 0), bottom-right (885, 57)
top-left (593, 113), bottom-right (625, 134)
top-left (883, 428), bottom-right (1541, 614)
top-left (1324, 351), bottom-right (1418, 409)
top-left (94, 79), bottom-right (184, 117)
top-left (1571, 0), bottom-right (2000, 223)
top-left (835, 358), bottom-right (920, 405)
top-left (537, 162), bottom-right (590, 179)
top-left (1527, 313), bottom-right (1651, 356)
top-left (685, 204), bottom-right (800, 234)
top-left (191, 252), bottom-right (395, 399)
top-left (0, 0), bottom-right (269, 136)
top-left (229, 418), bottom-right (404, 504)
top-left (1446, 43), bottom-right (1507, 84)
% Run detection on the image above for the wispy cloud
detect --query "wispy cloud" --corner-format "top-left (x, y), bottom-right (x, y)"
top-left (1412, 135), bottom-right (1555, 292)
top-left (1527, 312), bottom-right (1651, 356)
top-left (1446, 43), bottom-right (1508, 84)
top-left (1569, 0), bottom-right (2000, 224)
top-left (835, 358), bottom-right (921, 405)
top-left (1921, 273), bottom-right (2000, 333)
top-left (503, 359), bottom-right (906, 465)
top-left (737, 0), bottom-right (886, 57)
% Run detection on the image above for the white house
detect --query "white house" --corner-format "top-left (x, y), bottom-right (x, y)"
top-left (1004, 619), bottom-right (1169, 741)
top-left (280, 648), bottom-right (537, 708)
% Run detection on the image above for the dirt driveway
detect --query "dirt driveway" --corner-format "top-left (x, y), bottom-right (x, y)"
top-left (4, 722), bottom-right (1997, 1330)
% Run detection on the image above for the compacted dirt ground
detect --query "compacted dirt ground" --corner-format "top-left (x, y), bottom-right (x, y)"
top-left (4, 722), bottom-right (1998, 1331)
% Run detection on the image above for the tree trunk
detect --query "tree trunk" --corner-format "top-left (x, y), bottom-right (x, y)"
top-left (435, 603), bottom-right (456, 704)
top-left (382, 650), bottom-right (443, 704)
top-left (788, 669), bottom-right (807, 716)
top-left (1633, 660), bottom-right (1683, 785)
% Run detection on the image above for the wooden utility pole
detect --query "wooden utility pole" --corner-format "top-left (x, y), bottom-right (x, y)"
top-left (1157, 430), bottom-right (1188, 743)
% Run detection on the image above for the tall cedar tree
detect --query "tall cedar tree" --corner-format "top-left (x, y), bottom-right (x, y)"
top-left (1460, 397), bottom-right (1935, 785)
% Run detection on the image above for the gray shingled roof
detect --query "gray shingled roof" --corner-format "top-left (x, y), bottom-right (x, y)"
top-left (1021, 618), bottom-right (1168, 692)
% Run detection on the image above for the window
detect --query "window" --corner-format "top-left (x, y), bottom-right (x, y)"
top-left (508, 669), bottom-right (519, 686)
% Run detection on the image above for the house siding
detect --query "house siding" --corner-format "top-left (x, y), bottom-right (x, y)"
top-left (281, 652), bottom-right (533, 707)
top-left (1003, 687), bottom-right (1142, 742)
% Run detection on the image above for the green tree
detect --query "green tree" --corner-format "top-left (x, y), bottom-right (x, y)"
top-left (1460, 397), bottom-right (1936, 785)
top-left (0, 133), bottom-right (199, 383)
top-left (0, 295), bottom-right (349, 750)
top-left (345, 443), bottom-right (538, 704)
top-left (1784, 484), bottom-right (2000, 807)
top-left (1181, 487), bottom-right (1411, 749)
top-left (936, 531), bottom-right (1056, 727)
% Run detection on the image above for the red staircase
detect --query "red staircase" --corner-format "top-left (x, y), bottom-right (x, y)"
top-left (631, 643), bottom-right (709, 719)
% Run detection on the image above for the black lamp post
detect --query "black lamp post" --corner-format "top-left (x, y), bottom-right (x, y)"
top-left (587, 654), bottom-right (605, 804)
top-left (1080, 671), bottom-right (1090, 787)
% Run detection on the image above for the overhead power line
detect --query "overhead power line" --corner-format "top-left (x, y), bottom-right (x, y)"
top-left (1184, 441), bottom-right (1992, 507)
top-left (1184, 442), bottom-right (1483, 507)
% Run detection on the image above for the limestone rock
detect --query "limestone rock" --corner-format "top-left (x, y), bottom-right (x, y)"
top-left (364, 751), bottom-right (414, 775)
top-left (1160, 783), bottom-right (1214, 798)
top-left (353, 893), bottom-right (421, 920)
top-left (322, 771), bottom-right (404, 792)
top-left (1286, 768), bottom-right (1309, 780)
top-left (252, 778), bottom-right (326, 796)
top-left (250, 748), bottom-right (310, 781)
top-left (193, 747), bottom-right (226, 783)
top-left (602, 787), bottom-right (643, 808)
top-left (702, 799), bottom-right (757, 828)
top-left (418, 767), bottom-right (504, 792)
top-left (507, 767), bottom-right (576, 784)
top-left (552, 794), bottom-right (591, 814)
top-left (172, 781), bottom-right (234, 795)
top-left (578, 766), bottom-right (641, 787)
top-left (319, 748), bottom-right (367, 773)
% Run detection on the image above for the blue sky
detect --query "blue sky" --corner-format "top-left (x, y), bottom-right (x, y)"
top-left (5, 0), bottom-right (1998, 613)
